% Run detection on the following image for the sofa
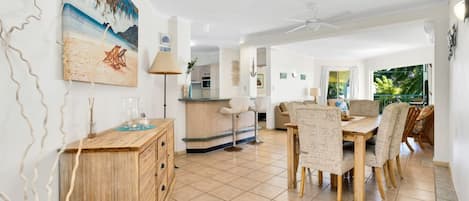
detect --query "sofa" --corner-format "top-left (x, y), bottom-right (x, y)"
top-left (274, 101), bottom-right (315, 130)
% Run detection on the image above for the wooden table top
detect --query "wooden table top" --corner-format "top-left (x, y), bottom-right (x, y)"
top-left (64, 119), bottom-right (173, 152)
top-left (285, 116), bottom-right (380, 135)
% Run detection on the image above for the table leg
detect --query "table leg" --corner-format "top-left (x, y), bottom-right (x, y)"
top-left (287, 127), bottom-right (297, 189)
top-left (354, 135), bottom-right (366, 201)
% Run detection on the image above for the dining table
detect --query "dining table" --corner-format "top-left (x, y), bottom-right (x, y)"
top-left (286, 116), bottom-right (381, 201)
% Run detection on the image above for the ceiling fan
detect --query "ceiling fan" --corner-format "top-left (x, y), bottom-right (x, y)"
top-left (285, 2), bottom-right (349, 34)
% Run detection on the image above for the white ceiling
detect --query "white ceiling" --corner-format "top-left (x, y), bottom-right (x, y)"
top-left (151, 0), bottom-right (445, 47)
top-left (273, 21), bottom-right (434, 60)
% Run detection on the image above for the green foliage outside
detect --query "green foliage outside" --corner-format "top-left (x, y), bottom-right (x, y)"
top-left (373, 65), bottom-right (426, 111)
top-left (327, 71), bottom-right (350, 99)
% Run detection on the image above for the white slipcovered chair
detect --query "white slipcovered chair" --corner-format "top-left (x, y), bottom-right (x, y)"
top-left (249, 96), bottom-right (269, 144)
top-left (220, 96), bottom-right (251, 152)
top-left (296, 105), bottom-right (354, 201)
top-left (349, 100), bottom-right (380, 117)
top-left (386, 103), bottom-right (410, 188)
top-left (365, 103), bottom-right (401, 200)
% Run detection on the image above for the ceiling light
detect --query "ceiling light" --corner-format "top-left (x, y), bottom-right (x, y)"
top-left (190, 41), bottom-right (196, 47)
top-left (454, 0), bottom-right (467, 21)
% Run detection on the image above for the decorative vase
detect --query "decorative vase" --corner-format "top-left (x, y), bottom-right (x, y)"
top-left (188, 84), bottom-right (192, 98)
top-left (184, 73), bottom-right (192, 99)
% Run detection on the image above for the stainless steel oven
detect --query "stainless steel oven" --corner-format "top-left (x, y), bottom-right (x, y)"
top-left (201, 77), bottom-right (211, 89)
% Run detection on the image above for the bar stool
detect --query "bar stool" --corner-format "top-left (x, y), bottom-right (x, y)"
top-left (249, 96), bottom-right (268, 145)
top-left (220, 96), bottom-right (251, 152)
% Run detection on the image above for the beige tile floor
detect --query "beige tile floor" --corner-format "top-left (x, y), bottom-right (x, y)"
top-left (170, 129), bottom-right (436, 201)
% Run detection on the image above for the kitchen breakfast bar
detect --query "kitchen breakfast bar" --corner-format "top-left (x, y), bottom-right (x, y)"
top-left (179, 98), bottom-right (256, 153)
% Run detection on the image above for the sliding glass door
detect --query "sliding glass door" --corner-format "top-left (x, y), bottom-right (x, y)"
top-left (327, 71), bottom-right (351, 99)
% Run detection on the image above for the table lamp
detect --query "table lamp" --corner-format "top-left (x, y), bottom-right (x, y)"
top-left (149, 51), bottom-right (182, 118)
top-left (310, 88), bottom-right (321, 104)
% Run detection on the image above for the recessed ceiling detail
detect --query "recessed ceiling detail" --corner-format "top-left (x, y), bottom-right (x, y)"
top-left (273, 21), bottom-right (434, 60)
top-left (152, 0), bottom-right (445, 47)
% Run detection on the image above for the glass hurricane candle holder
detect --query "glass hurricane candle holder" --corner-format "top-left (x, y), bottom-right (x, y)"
top-left (122, 97), bottom-right (140, 128)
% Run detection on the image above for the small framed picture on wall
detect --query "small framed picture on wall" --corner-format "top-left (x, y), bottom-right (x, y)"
top-left (160, 33), bottom-right (171, 52)
top-left (280, 72), bottom-right (287, 79)
top-left (257, 74), bottom-right (265, 88)
top-left (300, 74), bottom-right (306, 80)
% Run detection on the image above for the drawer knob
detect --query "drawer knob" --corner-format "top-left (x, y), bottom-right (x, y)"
top-left (161, 141), bottom-right (166, 147)
top-left (161, 185), bottom-right (166, 192)
top-left (160, 163), bottom-right (165, 169)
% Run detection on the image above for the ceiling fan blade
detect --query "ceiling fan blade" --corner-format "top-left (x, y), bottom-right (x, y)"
top-left (286, 24), bottom-right (307, 34)
top-left (324, 11), bottom-right (353, 22)
top-left (313, 24), bottom-right (321, 32)
top-left (319, 22), bottom-right (339, 29)
top-left (285, 18), bottom-right (306, 23)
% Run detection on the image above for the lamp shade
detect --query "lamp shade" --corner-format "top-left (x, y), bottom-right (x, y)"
top-left (310, 88), bottom-right (321, 97)
top-left (149, 51), bottom-right (182, 75)
top-left (454, 0), bottom-right (469, 21)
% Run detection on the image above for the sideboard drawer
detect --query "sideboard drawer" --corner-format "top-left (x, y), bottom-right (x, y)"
top-left (156, 157), bottom-right (167, 180)
top-left (157, 132), bottom-right (167, 160)
top-left (157, 173), bottom-right (168, 201)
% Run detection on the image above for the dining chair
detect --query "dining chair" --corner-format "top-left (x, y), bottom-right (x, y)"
top-left (413, 105), bottom-right (435, 149)
top-left (287, 102), bottom-right (318, 124)
top-left (365, 103), bottom-right (400, 200)
top-left (296, 106), bottom-right (354, 201)
top-left (401, 107), bottom-right (421, 152)
top-left (349, 100), bottom-right (380, 117)
top-left (387, 103), bottom-right (410, 188)
top-left (287, 102), bottom-right (317, 178)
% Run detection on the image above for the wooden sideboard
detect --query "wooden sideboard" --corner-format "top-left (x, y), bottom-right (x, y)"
top-left (59, 119), bottom-right (175, 201)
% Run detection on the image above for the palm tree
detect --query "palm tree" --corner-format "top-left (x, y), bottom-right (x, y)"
top-left (95, 0), bottom-right (138, 20)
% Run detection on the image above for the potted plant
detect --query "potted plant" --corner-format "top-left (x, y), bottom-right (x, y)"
top-left (183, 57), bottom-right (197, 98)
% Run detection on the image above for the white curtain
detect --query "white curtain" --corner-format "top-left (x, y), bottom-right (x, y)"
top-left (319, 66), bottom-right (331, 105)
top-left (349, 66), bottom-right (360, 99)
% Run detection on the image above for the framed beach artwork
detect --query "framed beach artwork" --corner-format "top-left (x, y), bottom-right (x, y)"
top-left (63, 0), bottom-right (139, 87)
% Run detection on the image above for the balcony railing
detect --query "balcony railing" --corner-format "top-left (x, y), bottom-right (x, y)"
top-left (374, 94), bottom-right (426, 112)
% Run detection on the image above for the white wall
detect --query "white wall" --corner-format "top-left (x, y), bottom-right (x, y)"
top-left (448, 0), bottom-right (469, 200)
top-left (191, 51), bottom-right (219, 66)
top-left (431, 9), bottom-right (451, 164)
top-left (219, 48), bottom-right (241, 98)
top-left (240, 46), bottom-right (257, 97)
top-left (0, 1), bottom-right (189, 200)
top-left (168, 16), bottom-right (192, 154)
top-left (363, 46), bottom-right (435, 99)
top-left (266, 48), bottom-right (315, 128)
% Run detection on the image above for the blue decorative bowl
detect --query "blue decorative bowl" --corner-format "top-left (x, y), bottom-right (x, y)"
top-left (116, 124), bottom-right (156, 132)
